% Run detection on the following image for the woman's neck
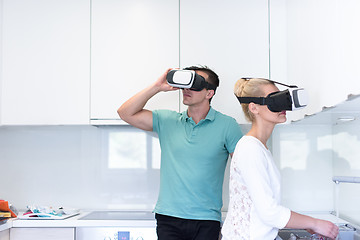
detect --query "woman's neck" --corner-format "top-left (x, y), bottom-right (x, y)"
top-left (247, 121), bottom-right (275, 148)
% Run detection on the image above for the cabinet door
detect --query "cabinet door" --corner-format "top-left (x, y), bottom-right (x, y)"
top-left (271, 0), bottom-right (360, 121)
top-left (1, 0), bottom-right (90, 125)
top-left (90, 0), bottom-right (180, 122)
top-left (180, 0), bottom-right (269, 123)
top-left (10, 228), bottom-right (74, 240)
top-left (0, 229), bottom-right (9, 240)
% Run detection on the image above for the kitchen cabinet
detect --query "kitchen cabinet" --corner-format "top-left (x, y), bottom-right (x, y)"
top-left (0, 229), bottom-right (9, 240)
top-left (1, 0), bottom-right (269, 124)
top-left (179, 0), bottom-right (269, 123)
top-left (0, 0), bottom-right (3, 125)
top-left (0, 0), bottom-right (90, 125)
top-left (10, 228), bottom-right (74, 240)
top-left (270, 0), bottom-right (360, 121)
top-left (90, 0), bottom-right (180, 122)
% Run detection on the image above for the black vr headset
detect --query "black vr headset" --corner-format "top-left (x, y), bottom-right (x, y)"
top-left (166, 69), bottom-right (217, 91)
top-left (236, 78), bottom-right (308, 112)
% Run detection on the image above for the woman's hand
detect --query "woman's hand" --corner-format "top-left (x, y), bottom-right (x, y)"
top-left (286, 212), bottom-right (339, 239)
top-left (312, 219), bottom-right (339, 239)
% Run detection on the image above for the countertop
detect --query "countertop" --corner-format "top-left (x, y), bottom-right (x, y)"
top-left (0, 211), bottom-right (356, 231)
top-left (1, 211), bottom-right (156, 230)
top-left (0, 219), bottom-right (12, 232)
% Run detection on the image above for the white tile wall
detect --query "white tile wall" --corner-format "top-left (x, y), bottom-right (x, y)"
top-left (0, 122), bottom-right (358, 224)
top-left (0, 126), bottom-right (160, 211)
top-left (272, 124), bottom-right (334, 212)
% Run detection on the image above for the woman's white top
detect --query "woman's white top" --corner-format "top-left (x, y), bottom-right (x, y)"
top-left (222, 136), bottom-right (291, 240)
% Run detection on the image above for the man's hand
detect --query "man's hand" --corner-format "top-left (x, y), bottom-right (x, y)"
top-left (117, 68), bottom-right (179, 131)
top-left (154, 68), bottom-right (179, 92)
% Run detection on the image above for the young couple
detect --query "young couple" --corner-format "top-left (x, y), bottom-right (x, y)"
top-left (118, 66), bottom-right (339, 240)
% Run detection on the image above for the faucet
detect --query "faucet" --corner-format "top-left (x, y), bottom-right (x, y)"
top-left (332, 176), bottom-right (360, 184)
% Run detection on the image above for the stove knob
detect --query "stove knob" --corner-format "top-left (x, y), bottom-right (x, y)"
top-left (136, 237), bottom-right (144, 240)
top-left (104, 237), bottom-right (112, 240)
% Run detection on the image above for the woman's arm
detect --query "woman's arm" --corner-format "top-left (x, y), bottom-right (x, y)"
top-left (286, 211), bottom-right (339, 239)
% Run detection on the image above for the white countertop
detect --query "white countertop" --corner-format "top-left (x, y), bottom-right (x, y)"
top-left (0, 219), bottom-right (12, 232)
top-left (11, 211), bottom-right (156, 228)
top-left (0, 211), bottom-right (356, 231)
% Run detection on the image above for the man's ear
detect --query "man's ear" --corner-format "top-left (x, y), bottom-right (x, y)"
top-left (206, 89), bottom-right (215, 99)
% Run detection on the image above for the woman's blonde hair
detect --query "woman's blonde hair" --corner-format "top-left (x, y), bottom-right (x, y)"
top-left (234, 78), bottom-right (274, 122)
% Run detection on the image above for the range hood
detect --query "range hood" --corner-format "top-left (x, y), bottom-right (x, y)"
top-left (292, 94), bottom-right (360, 125)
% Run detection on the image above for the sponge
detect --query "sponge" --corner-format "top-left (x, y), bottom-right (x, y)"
top-left (0, 212), bottom-right (11, 218)
top-left (0, 200), bottom-right (17, 218)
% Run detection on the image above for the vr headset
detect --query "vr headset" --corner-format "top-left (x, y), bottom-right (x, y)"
top-left (166, 69), bottom-right (217, 91)
top-left (236, 78), bottom-right (308, 112)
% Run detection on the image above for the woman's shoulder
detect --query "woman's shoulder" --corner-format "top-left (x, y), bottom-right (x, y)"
top-left (234, 136), bottom-right (269, 161)
top-left (237, 136), bottom-right (264, 149)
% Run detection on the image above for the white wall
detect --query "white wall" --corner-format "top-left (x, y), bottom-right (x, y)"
top-left (0, 124), bottom-right (336, 214)
top-left (0, 126), bottom-right (161, 211)
top-left (272, 124), bottom-right (334, 212)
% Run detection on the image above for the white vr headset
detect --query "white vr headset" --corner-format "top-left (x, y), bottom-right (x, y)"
top-left (166, 69), bottom-right (216, 91)
top-left (236, 79), bottom-right (308, 112)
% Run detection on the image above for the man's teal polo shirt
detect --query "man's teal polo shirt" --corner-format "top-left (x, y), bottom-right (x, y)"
top-left (152, 107), bottom-right (242, 221)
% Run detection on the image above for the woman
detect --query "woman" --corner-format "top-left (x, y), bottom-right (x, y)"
top-left (221, 78), bottom-right (339, 240)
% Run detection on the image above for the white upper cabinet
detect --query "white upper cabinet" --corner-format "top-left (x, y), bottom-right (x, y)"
top-left (90, 0), bottom-right (180, 122)
top-left (0, 0), bottom-right (90, 125)
top-left (179, 0), bottom-right (269, 123)
top-left (0, 0), bottom-right (3, 125)
top-left (270, 0), bottom-right (360, 122)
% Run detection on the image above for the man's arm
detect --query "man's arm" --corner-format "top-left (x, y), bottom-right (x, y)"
top-left (117, 68), bottom-right (178, 131)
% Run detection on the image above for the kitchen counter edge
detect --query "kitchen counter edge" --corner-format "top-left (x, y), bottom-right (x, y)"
top-left (11, 212), bottom-right (156, 228)
top-left (1, 212), bottom-right (357, 230)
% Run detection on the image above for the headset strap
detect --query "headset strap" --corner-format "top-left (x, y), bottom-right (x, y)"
top-left (242, 78), bottom-right (298, 88)
top-left (236, 96), bottom-right (273, 105)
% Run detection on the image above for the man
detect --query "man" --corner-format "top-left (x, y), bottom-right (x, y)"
top-left (117, 66), bottom-right (242, 240)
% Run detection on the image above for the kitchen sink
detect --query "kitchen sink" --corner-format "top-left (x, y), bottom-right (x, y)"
top-left (278, 224), bottom-right (360, 240)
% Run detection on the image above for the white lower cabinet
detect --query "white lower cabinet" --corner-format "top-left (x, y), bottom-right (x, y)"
top-left (10, 228), bottom-right (74, 240)
top-left (0, 229), bottom-right (10, 240)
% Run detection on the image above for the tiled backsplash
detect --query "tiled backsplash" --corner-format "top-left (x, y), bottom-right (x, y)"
top-left (273, 124), bottom-right (334, 212)
top-left (0, 125), bottom-right (160, 211)
top-left (0, 122), bottom-right (359, 225)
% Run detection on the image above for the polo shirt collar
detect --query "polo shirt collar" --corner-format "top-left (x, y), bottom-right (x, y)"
top-left (181, 106), bottom-right (216, 122)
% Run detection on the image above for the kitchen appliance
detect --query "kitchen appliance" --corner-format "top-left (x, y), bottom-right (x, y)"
top-left (76, 211), bottom-right (157, 240)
